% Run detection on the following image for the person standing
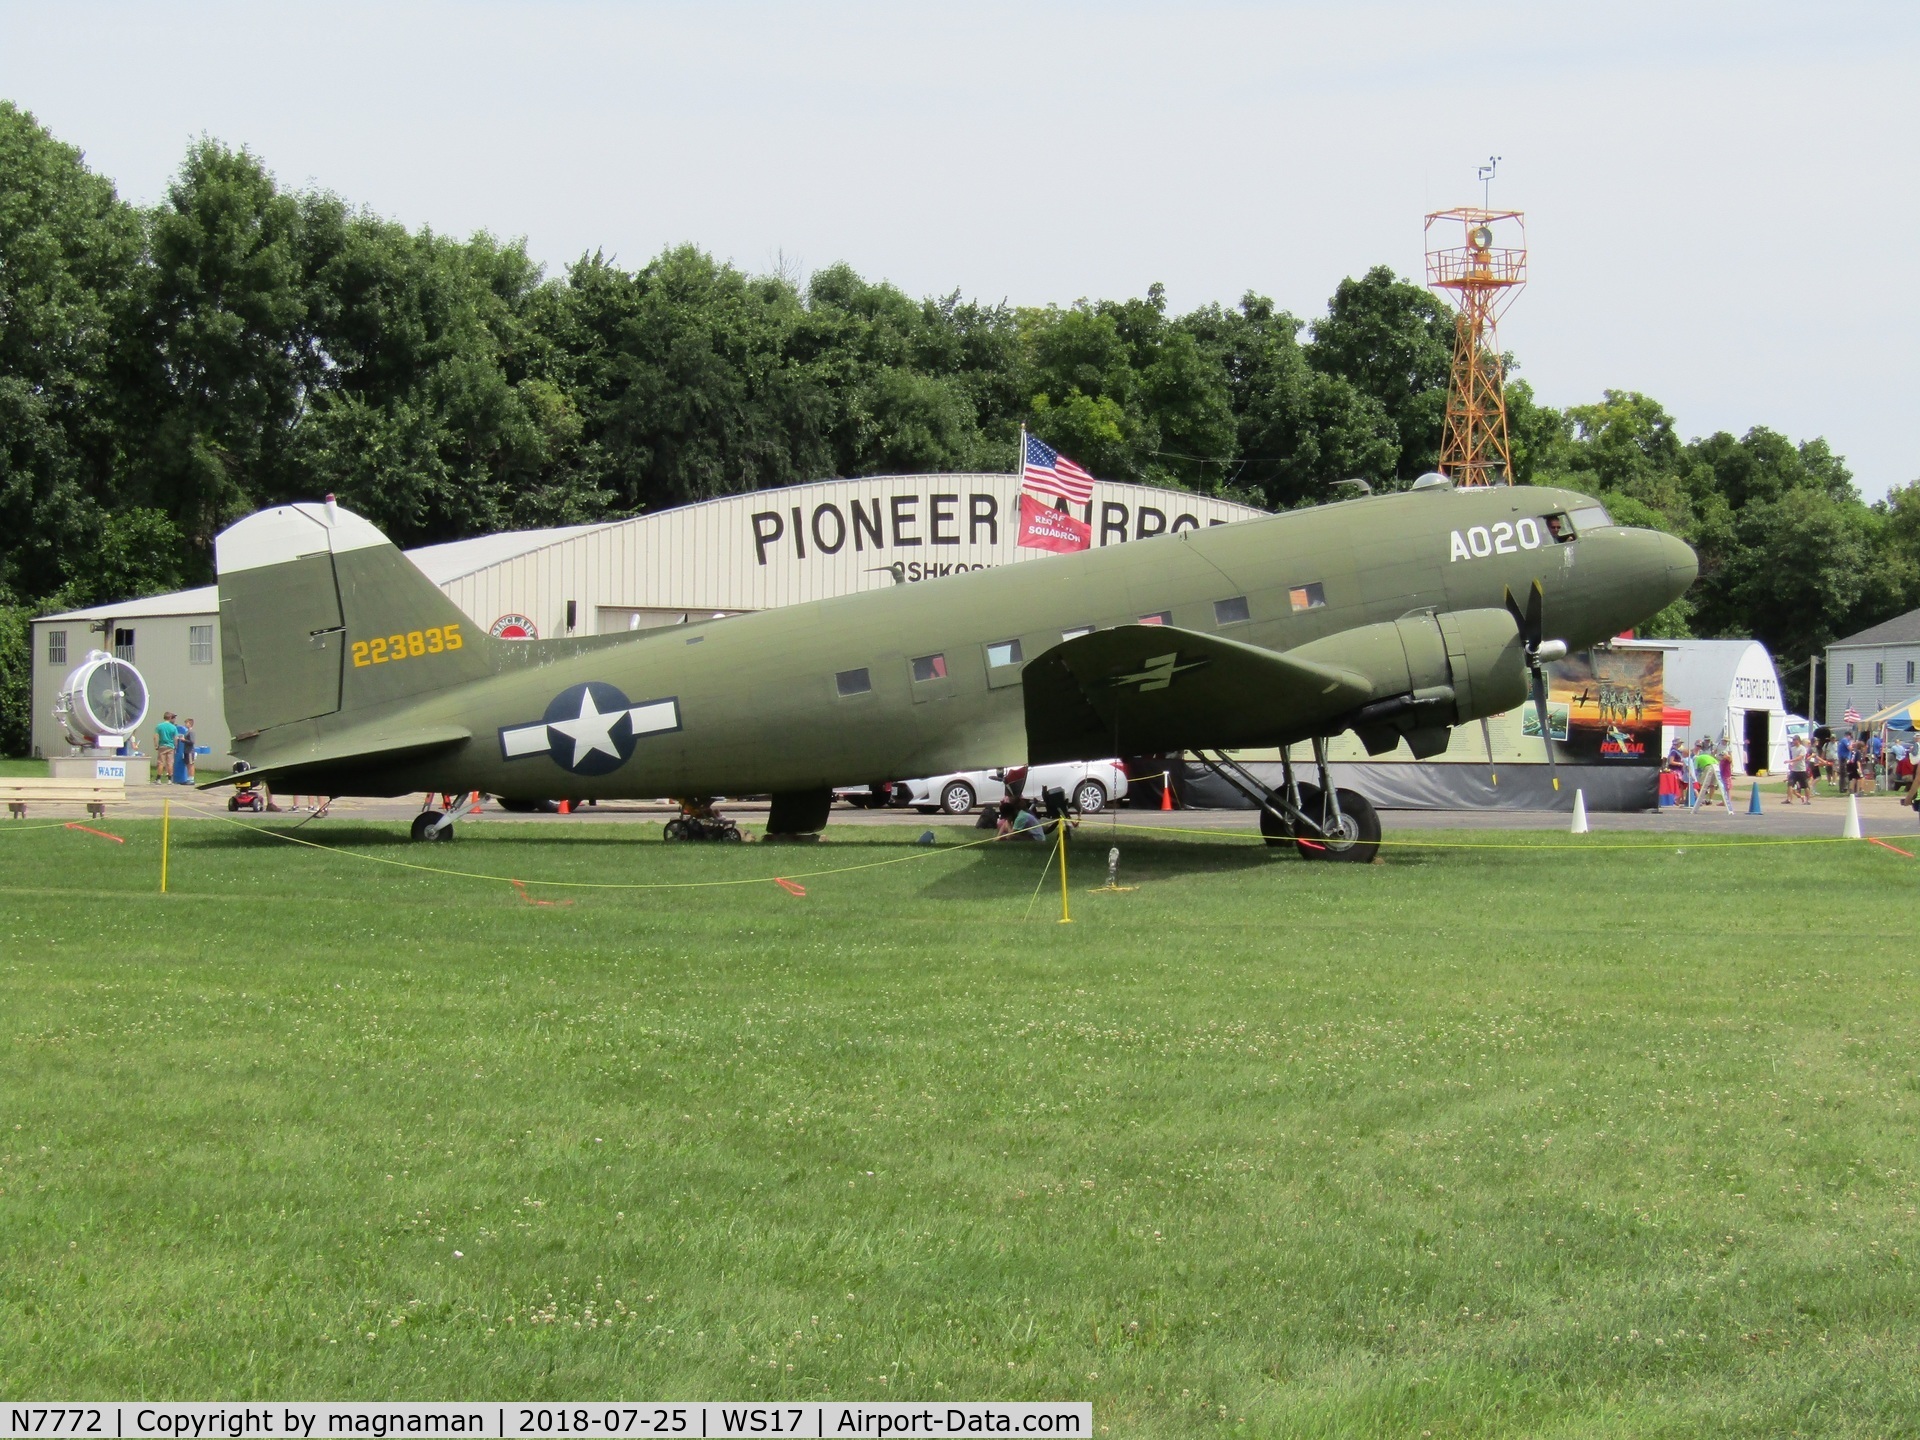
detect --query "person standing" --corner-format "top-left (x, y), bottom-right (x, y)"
top-left (1786, 734), bottom-right (1810, 804)
top-left (1718, 740), bottom-right (1734, 806)
top-left (173, 717), bottom-right (195, 785)
top-left (1693, 740), bottom-right (1723, 807)
top-left (152, 712), bottom-right (178, 784)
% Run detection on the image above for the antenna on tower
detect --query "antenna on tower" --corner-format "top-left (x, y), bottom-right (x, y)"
top-left (1424, 190), bottom-right (1526, 487)
top-left (1477, 155), bottom-right (1501, 208)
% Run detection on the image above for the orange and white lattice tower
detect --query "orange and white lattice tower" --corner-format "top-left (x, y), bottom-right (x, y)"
top-left (1424, 202), bottom-right (1526, 486)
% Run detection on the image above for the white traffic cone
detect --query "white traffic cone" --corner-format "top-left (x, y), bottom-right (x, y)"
top-left (1569, 788), bottom-right (1590, 834)
top-left (1843, 792), bottom-right (1862, 840)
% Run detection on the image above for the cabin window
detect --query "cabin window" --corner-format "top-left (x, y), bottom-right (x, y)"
top-left (986, 639), bottom-right (1023, 668)
top-left (1569, 505), bottom-right (1612, 534)
top-left (1061, 625), bottom-right (1094, 642)
top-left (911, 653), bottom-right (947, 682)
top-left (1288, 583), bottom-right (1326, 612)
top-left (189, 624), bottom-right (214, 665)
top-left (113, 627), bottom-right (135, 661)
top-left (1213, 596), bottom-right (1250, 625)
top-left (1138, 611), bottom-right (1171, 627)
top-left (47, 630), bottom-right (66, 664)
top-left (835, 667), bottom-right (872, 696)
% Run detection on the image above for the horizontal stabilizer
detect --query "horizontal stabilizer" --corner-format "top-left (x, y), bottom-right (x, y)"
top-left (198, 724), bottom-right (472, 790)
top-left (1023, 624), bottom-right (1373, 763)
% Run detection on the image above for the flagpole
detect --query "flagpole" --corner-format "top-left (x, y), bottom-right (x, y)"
top-left (1017, 423), bottom-right (1026, 483)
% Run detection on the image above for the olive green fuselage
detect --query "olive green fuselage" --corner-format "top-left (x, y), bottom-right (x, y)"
top-left (230, 485), bottom-right (1695, 799)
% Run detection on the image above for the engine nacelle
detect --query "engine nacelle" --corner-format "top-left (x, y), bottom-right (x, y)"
top-left (1288, 608), bottom-right (1529, 755)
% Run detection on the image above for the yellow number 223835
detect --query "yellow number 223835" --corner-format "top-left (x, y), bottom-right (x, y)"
top-left (350, 623), bottom-right (463, 668)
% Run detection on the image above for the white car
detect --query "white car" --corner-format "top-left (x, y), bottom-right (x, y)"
top-left (900, 760), bottom-right (1129, 816)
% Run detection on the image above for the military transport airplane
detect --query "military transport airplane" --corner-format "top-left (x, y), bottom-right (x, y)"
top-left (204, 480), bottom-right (1695, 860)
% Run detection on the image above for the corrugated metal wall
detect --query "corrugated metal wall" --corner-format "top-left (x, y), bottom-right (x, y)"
top-left (438, 474), bottom-right (1264, 639)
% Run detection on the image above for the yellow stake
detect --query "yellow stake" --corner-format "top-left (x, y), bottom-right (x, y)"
top-left (160, 798), bottom-right (170, 894)
top-left (1057, 817), bottom-right (1071, 924)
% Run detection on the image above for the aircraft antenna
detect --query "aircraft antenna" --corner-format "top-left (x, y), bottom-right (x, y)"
top-left (1425, 173), bottom-right (1526, 486)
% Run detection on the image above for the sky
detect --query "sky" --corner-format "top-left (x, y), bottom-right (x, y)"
top-left (3, 1), bottom-right (1915, 496)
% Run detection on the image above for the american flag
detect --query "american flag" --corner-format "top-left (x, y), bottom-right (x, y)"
top-left (1022, 432), bottom-right (1095, 506)
top-left (1843, 706), bottom-right (1861, 724)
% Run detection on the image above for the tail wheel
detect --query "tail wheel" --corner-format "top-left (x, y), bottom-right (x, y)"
top-left (411, 811), bottom-right (451, 843)
top-left (1301, 788), bottom-right (1380, 864)
top-left (1073, 779), bottom-right (1107, 814)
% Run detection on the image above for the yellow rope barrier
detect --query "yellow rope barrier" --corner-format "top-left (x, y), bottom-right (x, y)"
top-left (170, 801), bottom-right (1016, 892)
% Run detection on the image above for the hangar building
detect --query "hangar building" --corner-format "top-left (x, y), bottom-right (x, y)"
top-left (30, 473), bottom-right (1264, 763)
top-left (1622, 637), bottom-right (1790, 773)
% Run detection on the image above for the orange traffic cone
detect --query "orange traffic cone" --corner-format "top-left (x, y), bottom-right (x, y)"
top-left (1160, 771), bottom-right (1175, 810)
top-left (557, 799), bottom-right (571, 815)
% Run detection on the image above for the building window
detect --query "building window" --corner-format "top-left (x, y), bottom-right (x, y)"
top-left (189, 624), bottom-right (214, 665)
top-left (1846, 662), bottom-right (1855, 684)
top-left (911, 653), bottom-right (947, 682)
top-left (835, 667), bottom-right (871, 696)
top-left (47, 630), bottom-right (66, 665)
top-left (1061, 625), bottom-right (1094, 642)
top-left (1213, 596), bottom-right (1251, 625)
top-left (113, 627), bottom-right (135, 661)
top-left (986, 639), bottom-right (1023, 668)
top-left (1875, 661), bottom-right (1884, 685)
top-left (1289, 583), bottom-right (1327, 611)
top-left (1138, 612), bottom-right (1172, 627)
top-left (1908, 660), bottom-right (1915, 686)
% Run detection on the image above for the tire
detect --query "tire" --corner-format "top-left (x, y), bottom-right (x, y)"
top-left (1265, 782), bottom-right (1319, 850)
top-left (723, 825), bottom-right (744, 842)
top-left (663, 817), bottom-right (688, 841)
top-left (1073, 779), bottom-right (1107, 814)
top-left (227, 797), bottom-right (239, 812)
top-left (940, 781), bottom-right (977, 815)
top-left (1299, 788), bottom-right (1380, 864)
top-left (411, 811), bottom-right (450, 843)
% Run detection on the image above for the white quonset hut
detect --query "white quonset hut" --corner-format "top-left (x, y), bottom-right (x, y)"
top-left (1621, 637), bottom-right (1789, 773)
top-left (29, 474), bottom-right (1264, 764)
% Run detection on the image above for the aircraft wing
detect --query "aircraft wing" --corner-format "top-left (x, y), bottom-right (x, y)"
top-left (1022, 624), bottom-right (1374, 763)
top-left (197, 723), bottom-right (473, 790)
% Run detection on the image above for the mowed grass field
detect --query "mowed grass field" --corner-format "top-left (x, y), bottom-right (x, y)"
top-left (2, 813), bottom-right (1916, 1437)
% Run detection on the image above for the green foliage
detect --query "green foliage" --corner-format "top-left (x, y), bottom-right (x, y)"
top-left (3, 102), bottom-right (1917, 746)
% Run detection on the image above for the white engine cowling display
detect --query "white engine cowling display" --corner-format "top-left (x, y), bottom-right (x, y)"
top-left (55, 649), bottom-right (150, 746)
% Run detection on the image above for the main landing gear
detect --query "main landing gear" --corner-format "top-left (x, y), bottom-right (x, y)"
top-left (1195, 739), bottom-right (1382, 863)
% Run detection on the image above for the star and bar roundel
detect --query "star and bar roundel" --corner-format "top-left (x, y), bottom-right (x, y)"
top-left (498, 682), bottom-right (682, 776)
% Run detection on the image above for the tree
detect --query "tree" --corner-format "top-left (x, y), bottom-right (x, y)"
top-left (1307, 265), bottom-right (1453, 483)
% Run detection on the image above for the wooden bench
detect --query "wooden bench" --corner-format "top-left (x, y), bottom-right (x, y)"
top-left (1, 777), bottom-right (129, 819)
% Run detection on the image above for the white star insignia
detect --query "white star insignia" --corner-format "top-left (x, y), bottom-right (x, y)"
top-left (545, 687), bottom-right (627, 768)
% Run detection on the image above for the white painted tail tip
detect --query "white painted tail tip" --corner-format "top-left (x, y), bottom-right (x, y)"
top-left (1843, 794), bottom-right (1863, 840)
top-left (1569, 788), bottom-right (1590, 835)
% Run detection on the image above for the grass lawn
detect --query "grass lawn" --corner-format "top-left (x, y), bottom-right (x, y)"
top-left (1, 757), bottom-right (50, 777)
top-left (2, 815), bottom-right (1915, 1436)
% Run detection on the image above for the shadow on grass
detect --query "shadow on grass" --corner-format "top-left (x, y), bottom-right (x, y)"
top-left (918, 831), bottom-right (1283, 899)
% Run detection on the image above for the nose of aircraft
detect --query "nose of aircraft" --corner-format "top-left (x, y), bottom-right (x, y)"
top-left (1657, 528), bottom-right (1698, 604)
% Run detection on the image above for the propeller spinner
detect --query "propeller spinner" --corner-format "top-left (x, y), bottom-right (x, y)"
top-left (1505, 581), bottom-right (1569, 792)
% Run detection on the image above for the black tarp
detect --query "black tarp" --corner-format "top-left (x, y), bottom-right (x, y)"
top-left (1174, 760), bottom-right (1659, 812)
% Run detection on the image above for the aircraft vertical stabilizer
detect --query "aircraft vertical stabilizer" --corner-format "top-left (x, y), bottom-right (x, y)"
top-left (215, 502), bottom-right (493, 739)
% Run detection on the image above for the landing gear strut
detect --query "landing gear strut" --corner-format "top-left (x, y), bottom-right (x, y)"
top-left (1196, 745), bottom-right (1382, 863)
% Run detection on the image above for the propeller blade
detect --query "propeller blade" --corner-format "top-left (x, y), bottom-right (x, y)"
top-left (1530, 666), bottom-right (1561, 792)
top-left (1480, 715), bottom-right (1499, 789)
top-left (1504, 585), bottom-right (1525, 638)
top-left (1524, 580), bottom-right (1545, 650)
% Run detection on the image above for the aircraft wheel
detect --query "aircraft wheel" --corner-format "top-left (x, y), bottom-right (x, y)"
top-left (663, 818), bottom-right (688, 842)
top-left (940, 781), bottom-right (976, 815)
top-left (1314, 789), bottom-right (1381, 864)
top-left (1073, 779), bottom-right (1107, 814)
top-left (1276, 783), bottom-right (1321, 851)
top-left (411, 811), bottom-right (451, 843)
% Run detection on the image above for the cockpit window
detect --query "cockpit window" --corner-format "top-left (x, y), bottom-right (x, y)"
top-left (1569, 505), bottom-right (1613, 534)
top-left (1542, 512), bottom-right (1574, 543)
